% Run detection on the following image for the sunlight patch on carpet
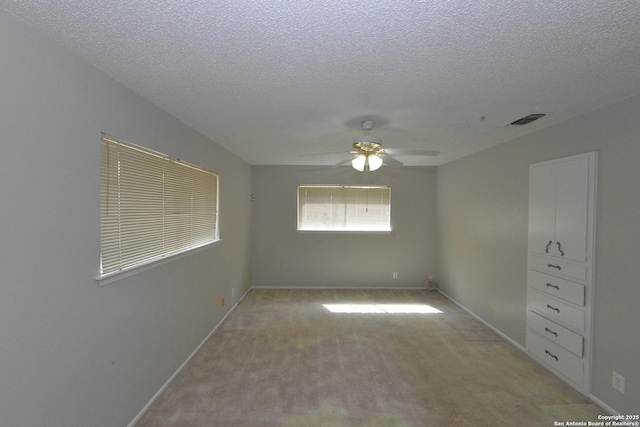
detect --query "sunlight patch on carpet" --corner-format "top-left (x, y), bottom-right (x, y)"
top-left (323, 304), bottom-right (443, 314)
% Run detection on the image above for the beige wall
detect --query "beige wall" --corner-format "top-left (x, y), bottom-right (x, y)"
top-left (251, 166), bottom-right (438, 288)
top-left (0, 10), bottom-right (251, 427)
top-left (437, 94), bottom-right (640, 414)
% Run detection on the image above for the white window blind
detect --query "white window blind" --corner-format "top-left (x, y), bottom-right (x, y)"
top-left (297, 185), bottom-right (391, 231)
top-left (100, 135), bottom-right (219, 278)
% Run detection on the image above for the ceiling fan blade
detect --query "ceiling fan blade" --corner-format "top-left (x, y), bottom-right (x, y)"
top-left (334, 155), bottom-right (357, 167)
top-left (381, 154), bottom-right (403, 167)
top-left (303, 150), bottom-right (353, 157)
top-left (384, 149), bottom-right (440, 156)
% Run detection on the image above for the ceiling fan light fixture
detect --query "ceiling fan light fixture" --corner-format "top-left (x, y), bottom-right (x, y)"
top-left (351, 153), bottom-right (383, 172)
top-left (368, 154), bottom-right (383, 171)
top-left (351, 154), bottom-right (367, 171)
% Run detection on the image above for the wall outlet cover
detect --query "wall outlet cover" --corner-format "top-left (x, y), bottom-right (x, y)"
top-left (612, 371), bottom-right (625, 393)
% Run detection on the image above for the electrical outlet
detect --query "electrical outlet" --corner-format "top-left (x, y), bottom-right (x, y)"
top-left (393, 272), bottom-right (398, 279)
top-left (612, 371), bottom-right (625, 393)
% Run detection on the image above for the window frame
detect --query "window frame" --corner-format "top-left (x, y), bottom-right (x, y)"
top-left (297, 185), bottom-right (392, 233)
top-left (98, 134), bottom-right (220, 282)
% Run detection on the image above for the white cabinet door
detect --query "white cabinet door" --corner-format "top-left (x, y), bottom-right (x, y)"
top-left (555, 157), bottom-right (589, 262)
top-left (528, 156), bottom-right (589, 262)
top-left (529, 163), bottom-right (557, 257)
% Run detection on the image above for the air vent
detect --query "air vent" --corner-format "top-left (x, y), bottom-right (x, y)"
top-left (507, 113), bottom-right (546, 126)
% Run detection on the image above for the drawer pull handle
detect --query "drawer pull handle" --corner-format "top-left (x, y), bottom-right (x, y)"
top-left (546, 283), bottom-right (560, 290)
top-left (544, 327), bottom-right (558, 337)
top-left (545, 350), bottom-right (559, 361)
top-left (547, 263), bottom-right (562, 271)
top-left (546, 304), bottom-right (560, 313)
top-left (545, 241), bottom-right (553, 253)
top-left (557, 241), bottom-right (565, 257)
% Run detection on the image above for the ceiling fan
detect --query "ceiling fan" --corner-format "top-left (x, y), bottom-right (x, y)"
top-left (337, 120), bottom-right (440, 171)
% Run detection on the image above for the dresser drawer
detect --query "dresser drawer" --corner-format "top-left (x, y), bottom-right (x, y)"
top-left (528, 290), bottom-right (585, 332)
top-left (527, 330), bottom-right (584, 387)
top-left (529, 256), bottom-right (587, 282)
top-left (528, 270), bottom-right (585, 306)
top-left (527, 310), bottom-right (583, 356)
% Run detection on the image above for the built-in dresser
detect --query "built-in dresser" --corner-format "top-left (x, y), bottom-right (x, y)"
top-left (526, 152), bottom-right (597, 395)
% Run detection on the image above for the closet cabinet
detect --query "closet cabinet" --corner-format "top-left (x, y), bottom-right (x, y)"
top-left (526, 152), bottom-right (596, 396)
top-left (528, 155), bottom-right (589, 262)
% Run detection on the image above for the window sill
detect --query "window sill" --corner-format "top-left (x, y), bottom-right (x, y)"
top-left (96, 239), bottom-right (222, 285)
top-left (296, 230), bottom-right (392, 234)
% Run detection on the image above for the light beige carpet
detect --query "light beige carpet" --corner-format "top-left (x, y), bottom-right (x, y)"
top-left (136, 289), bottom-right (605, 426)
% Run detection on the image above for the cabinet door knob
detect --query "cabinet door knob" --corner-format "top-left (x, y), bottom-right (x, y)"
top-left (544, 327), bottom-right (558, 337)
top-left (557, 241), bottom-right (565, 257)
top-left (547, 263), bottom-right (562, 271)
top-left (546, 283), bottom-right (560, 290)
top-left (545, 240), bottom-right (553, 253)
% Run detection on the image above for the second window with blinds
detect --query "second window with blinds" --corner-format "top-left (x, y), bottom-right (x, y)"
top-left (297, 185), bottom-right (391, 232)
top-left (99, 135), bottom-right (219, 280)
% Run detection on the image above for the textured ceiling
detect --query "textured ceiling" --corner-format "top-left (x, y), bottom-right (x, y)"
top-left (3, 1), bottom-right (640, 166)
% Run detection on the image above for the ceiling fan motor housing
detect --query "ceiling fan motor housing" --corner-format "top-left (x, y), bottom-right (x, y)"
top-left (353, 136), bottom-right (382, 154)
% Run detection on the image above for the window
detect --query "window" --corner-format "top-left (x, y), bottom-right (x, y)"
top-left (99, 135), bottom-right (219, 279)
top-left (297, 185), bottom-right (391, 232)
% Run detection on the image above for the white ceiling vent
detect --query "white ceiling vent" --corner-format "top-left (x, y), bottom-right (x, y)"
top-left (505, 113), bottom-right (547, 126)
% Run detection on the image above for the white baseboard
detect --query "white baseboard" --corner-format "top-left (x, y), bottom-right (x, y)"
top-left (126, 287), bottom-right (252, 427)
top-left (589, 394), bottom-right (620, 416)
